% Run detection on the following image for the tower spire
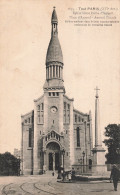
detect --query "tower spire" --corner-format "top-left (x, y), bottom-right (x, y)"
top-left (51, 7), bottom-right (58, 36)
top-left (95, 86), bottom-right (100, 98)
top-left (44, 8), bottom-right (65, 92)
top-left (94, 86), bottom-right (102, 147)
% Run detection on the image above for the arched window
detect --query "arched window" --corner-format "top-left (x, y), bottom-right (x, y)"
top-left (75, 115), bottom-right (77, 123)
top-left (41, 103), bottom-right (44, 110)
top-left (76, 127), bottom-right (80, 147)
top-left (29, 128), bottom-right (32, 147)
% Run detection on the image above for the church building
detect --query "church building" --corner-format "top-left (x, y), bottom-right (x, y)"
top-left (21, 8), bottom-right (93, 175)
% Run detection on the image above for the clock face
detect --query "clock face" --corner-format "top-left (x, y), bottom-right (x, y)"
top-left (51, 106), bottom-right (57, 113)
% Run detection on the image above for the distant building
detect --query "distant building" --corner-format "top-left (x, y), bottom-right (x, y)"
top-left (14, 148), bottom-right (21, 158)
top-left (21, 8), bottom-right (93, 175)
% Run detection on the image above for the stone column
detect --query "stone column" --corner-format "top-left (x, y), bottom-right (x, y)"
top-left (55, 65), bottom-right (56, 78)
top-left (59, 66), bottom-right (60, 79)
top-left (95, 95), bottom-right (102, 147)
top-left (59, 93), bottom-right (63, 133)
top-left (92, 87), bottom-right (107, 175)
top-left (60, 67), bottom-right (61, 78)
top-left (89, 110), bottom-right (93, 156)
top-left (52, 65), bottom-right (53, 78)
top-left (69, 99), bottom-right (75, 165)
top-left (43, 151), bottom-right (47, 173)
top-left (61, 66), bottom-right (63, 80)
top-left (21, 120), bottom-right (23, 175)
top-left (53, 152), bottom-right (55, 171)
top-left (49, 66), bottom-right (51, 79)
top-left (43, 93), bottom-right (48, 134)
top-left (33, 102), bottom-right (40, 174)
top-left (56, 66), bottom-right (58, 78)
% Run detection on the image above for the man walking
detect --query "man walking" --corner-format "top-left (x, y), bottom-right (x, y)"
top-left (110, 164), bottom-right (120, 191)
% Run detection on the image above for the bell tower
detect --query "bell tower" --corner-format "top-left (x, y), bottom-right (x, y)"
top-left (43, 7), bottom-right (65, 93)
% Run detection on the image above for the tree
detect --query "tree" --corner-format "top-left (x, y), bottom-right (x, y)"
top-left (0, 152), bottom-right (20, 176)
top-left (103, 124), bottom-right (120, 164)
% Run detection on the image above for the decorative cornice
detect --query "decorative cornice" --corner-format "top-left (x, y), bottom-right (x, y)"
top-left (46, 61), bottom-right (63, 67)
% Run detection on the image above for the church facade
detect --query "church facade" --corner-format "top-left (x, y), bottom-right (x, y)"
top-left (21, 8), bottom-right (93, 175)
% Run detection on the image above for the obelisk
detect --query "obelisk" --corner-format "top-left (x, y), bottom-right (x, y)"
top-left (92, 87), bottom-right (107, 175)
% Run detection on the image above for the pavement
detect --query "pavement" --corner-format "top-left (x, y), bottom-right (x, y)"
top-left (0, 174), bottom-right (120, 195)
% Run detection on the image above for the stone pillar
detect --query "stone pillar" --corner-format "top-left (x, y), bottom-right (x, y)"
top-left (60, 67), bottom-right (61, 78)
top-left (43, 93), bottom-right (48, 134)
top-left (43, 151), bottom-right (47, 173)
top-left (60, 66), bottom-right (62, 79)
top-left (59, 66), bottom-right (60, 78)
top-left (21, 120), bottom-right (23, 175)
top-left (69, 99), bottom-right (75, 165)
top-left (55, 65), bottom-right (56, 78)
top-left (53, 152), bottom-right (55, 171)
top-left (49, 66), bottom-right (51, 79)
top-left (84, 121), bottom-right (87, 166)
top-left (59, 92), bottom-right (63, 133)
top-left (33, 102), bottom-right (40, 175)
top-left (52, 65), bottom-right (53, 78)
top-left (89, 110), bottom-right (93, 156)
top-left (56, 66), bottom-right (58, 78)
top-left (92, 87), bottom-right (107, 175)
top-left (61, 66), bottom-right (63, 80)
top-left (95, 95), bottom-right (102, 147)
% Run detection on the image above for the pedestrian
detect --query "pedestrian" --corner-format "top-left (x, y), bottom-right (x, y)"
top-left (71, 168), bottom-right (75, 180)
top-left (110, 164), bottom-right (120, 191)
top-left (68, 171), bottom-right (72, 181)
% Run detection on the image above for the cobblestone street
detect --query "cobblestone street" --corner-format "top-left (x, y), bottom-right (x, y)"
top-left (0, 175), bottom-right (120, 195)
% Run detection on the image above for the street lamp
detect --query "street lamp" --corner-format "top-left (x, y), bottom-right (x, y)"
top-left (78, 158), bottom-right (82, 173)
top-left (82, 151), bottom-right (85, 173)
top-left (62, 149), bottom-right (65, 181)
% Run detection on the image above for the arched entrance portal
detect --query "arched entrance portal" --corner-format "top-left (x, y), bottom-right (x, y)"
top-left (46, 142), bottom-right (61, 171)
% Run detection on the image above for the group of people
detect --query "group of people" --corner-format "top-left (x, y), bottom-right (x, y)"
top-left (53, 164), bottom-right (120, 190)
top-left (57, 167), bottom-right (75, 181)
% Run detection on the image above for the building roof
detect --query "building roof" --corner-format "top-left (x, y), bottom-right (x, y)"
top-left (46, 36), bottom-right (63, 64)
top-left (51, 8), bottom-right (58, 23)
top-left (46, 8), bottom-right (63, 64)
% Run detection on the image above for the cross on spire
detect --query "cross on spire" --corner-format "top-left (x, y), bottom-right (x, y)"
top-left (94, 86), bottom-right (100, 98)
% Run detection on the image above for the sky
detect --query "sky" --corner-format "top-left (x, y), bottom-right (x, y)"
top-left (0, 0), bottom-right (120, 154)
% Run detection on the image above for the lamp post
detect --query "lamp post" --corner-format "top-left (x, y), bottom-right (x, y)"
top-left (78, 158), bottom-right (82, 173)
top-left (62, 149), bottom-right (65, 181)
top-left (82, 151), bottom-right (85, 173)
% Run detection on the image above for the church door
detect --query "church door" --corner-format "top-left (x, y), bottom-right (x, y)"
top-left (49, 153), bottom-right (53, 170)
top-left (47, 142), bottom-right (61, 171)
